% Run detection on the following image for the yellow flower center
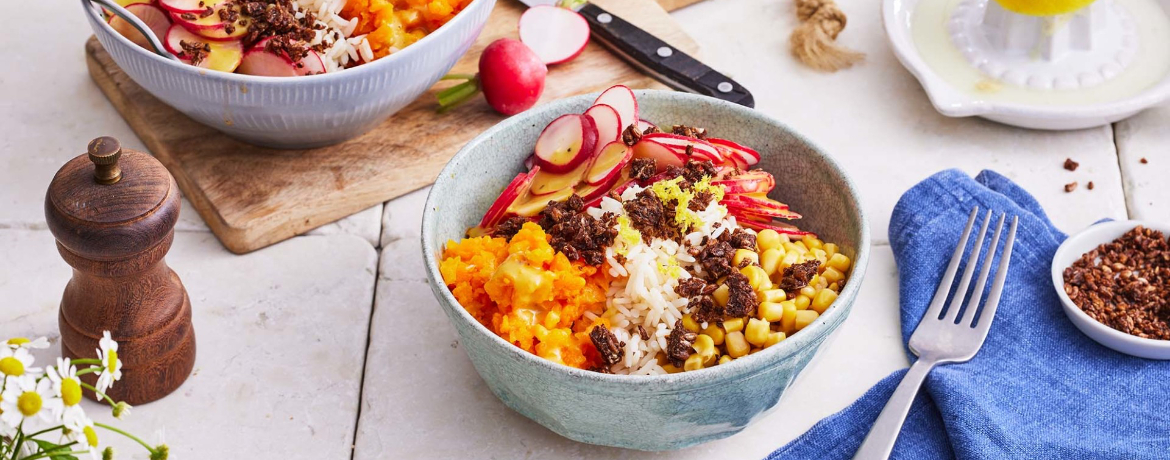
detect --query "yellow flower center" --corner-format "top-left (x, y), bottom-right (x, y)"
top-left (106, 350), bottom-right (118, 372)
top-left (61, 378), bottom-right (83, 406)
top-left (6, 338), bottom-right (29, 347)
top-left (0, 357), bottom-right (24, 376)
top-left (17, 391), bottom-right (42, 416)
top-left (84, 426), bottom-right (99, 447)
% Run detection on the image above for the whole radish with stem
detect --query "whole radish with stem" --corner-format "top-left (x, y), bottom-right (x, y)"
top-left (437, 38), bottom-right (548, 115)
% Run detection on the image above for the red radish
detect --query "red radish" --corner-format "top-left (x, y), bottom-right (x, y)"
top-left (237, 38), bottom-right (326, 76)
top-left (159, 0), bottom-right (228, 14)
top-left (583, 104), bottom-right (621, 156)
top-left (631, 138), bottom-right (685, 170)
top-left (480, 167), bottom-right (539, 228)
top-left (709, 138), bottom-right (761, 167)
top-left (577, 171), bottom-right (622, 203)
top-left (523, 154), bottom-right (535, 170)
top-left (165, 24), bottom-right (243, 72)
top-left (518, 5), bottom-right (590, 65)
top-left (170, 6), bottom-right (247, 41)
top-left (636, 119), bottom-right (656, 132)
top-left (533, 114), bottom-right (597, 174)
top-left (585, 142), bottom-right (631, 185)
top-left (109, 4), bottom-right (171, 51)
top-left (640, 133), bottom-right (722, 163)
top-left (732, 213), bottom-right (815, 237)
top-left (713, 170), bottom-right (775, 194)
top-left (479, 39), bottom-right (547, 115)
top-left (529, 160), bottom-right (588, 196)
top-left (510, 187), bottom-right (574, 217)
top-left (722, 195), bottom-right (802, 219)
top-left (593, 85), bottom-right (637, 131)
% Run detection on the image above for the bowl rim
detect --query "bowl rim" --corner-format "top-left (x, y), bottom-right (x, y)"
top-left (421, 90), bottom-right (873, 386)
top-left (83, 0), bottom-right (492, 84)
top-left (881, 0), bottom-right (1170, 120)
top-left (1050, 219), bottom-right (1170, 354)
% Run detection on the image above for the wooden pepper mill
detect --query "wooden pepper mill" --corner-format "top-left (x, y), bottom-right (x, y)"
top-left (45, 136), bottom-right (196, 405)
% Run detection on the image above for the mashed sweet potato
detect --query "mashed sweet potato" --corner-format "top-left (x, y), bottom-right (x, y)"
top-left (342, 0), bottom-right (473, 60)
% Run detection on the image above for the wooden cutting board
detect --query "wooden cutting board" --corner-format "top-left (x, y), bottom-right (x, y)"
top-left (86, 0), bottom-right (700, 254)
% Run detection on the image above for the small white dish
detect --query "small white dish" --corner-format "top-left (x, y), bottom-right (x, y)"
top-left (1051, 220), bottom-right (1170, 360)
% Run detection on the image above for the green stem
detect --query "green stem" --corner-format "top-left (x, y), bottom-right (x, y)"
top-left (19, 450), bottom-right (88, 460)
top-left (78, 383), bottom-right (116, 408)
top-left (436, 78), bottom-right (481, 113)
top-left (74, 368), bottom-right (99, 377)
top-left (440, 73), bottom-right (475, 81)
top-left (69, 359), bottom-right (100, 366)
top-left (12, 422), bottom-right (24, 460)
top-left (94, 423), bottom-right (154, 453)
top-left (21, 426), bottom-right (63, 440)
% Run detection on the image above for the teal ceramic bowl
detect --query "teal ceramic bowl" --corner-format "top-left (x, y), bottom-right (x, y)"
top-left (421, 90), bottom-right (871, 451)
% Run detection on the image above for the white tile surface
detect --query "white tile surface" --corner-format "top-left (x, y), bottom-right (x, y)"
top-left (670, 0), bottom-right (1128, 239)
top-left (0, 229), bottom-right (377, 460)
top-left (356, 228), bottom-right (904, 458)
top-left (1114, 107), bottom-right (1170, 221)
top-left (175, 198), bottom-right (384, 248)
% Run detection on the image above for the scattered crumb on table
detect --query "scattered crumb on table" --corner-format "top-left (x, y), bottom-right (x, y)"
top-left (1087, 181), bottom-right (1094, 190)
top-left (1063, 158), bottom-right (1079, 171)
top-left (1141, 157), bottom-right (1149, 164)
top-left (1065, 182), bottom-right (1078, 193)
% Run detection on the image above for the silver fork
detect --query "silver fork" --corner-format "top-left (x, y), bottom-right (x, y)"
top-left (853, 207), bottom-right (1019, 460)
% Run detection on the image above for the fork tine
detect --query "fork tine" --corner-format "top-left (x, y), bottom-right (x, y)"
top-left (942, 209), bottom-right (993, 323)
top-left (960, 213), bottom-right (1006, 327)
top-left (974, 216), bottom-right (1018, 335)
top-left (922, 207), bottom-right (980, 322)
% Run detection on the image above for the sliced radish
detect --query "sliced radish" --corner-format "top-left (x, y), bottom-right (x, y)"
top-left (709, 138), bottom-right (760, 167)
top-left (722, 195), bottom-right (802, 220)
top-left (159, 0), bottom-right (229, 14)
top-left (593, 85), bottom-right (637, 132)
top-left (509, 187), bottom-right (575, 217)
top-left (583, 104), bottom-right (621, 156)
top-left (585, 142), bottom-right (631, 186)
top-left (640, 133), bottom-right (722, 163)
top-left (165, 24), bottom-right (242, 72)
top-left (577, 171), bottom-right (622, 203)
top-left (731, 212), bottom-right (815, 237)
top-left (636, 119), bottom-right (656, 132)
top-left (109, 4), bottom-right (172, 51)
top-left (713, 170), bottom-right (775, 195)
top-left (631, 138), bottom-right (685, 171)
top-left (480, 167), bottom-right (539, 228)
top-left (518, 5), bottom-right (590, 65)
top-left (170, 7), bottom-right (247, 41)
top-left (523, 154), bottom-right (535, 170)
top-left (529, 160), bottom-right (588, 196)
top-left (583, 178), bottom-right (635, 209)
top-left (237, 38), bottom-right (325, 77)
top-left (534, 114), bottom-right (597, 174)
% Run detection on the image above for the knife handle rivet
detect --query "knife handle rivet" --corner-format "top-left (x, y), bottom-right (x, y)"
top-left (657, 47), bottom-right (673, 58)
top-left (717, 82), bottom-right (733, 93)
top-left (597, 13), bottom-right (612, 23)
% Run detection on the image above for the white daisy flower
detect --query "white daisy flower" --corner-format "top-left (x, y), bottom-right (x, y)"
top-left (0, 374), bottom-right (63, 427)
top-left (94, 332), bottom-right (123, 399)
top-left (0, 346), bottom-right (41, 383)
top-left (64, 415), bottom-right (103, 460)
top-left (6, 337), bottom-right (50, 350)
top-left (48, 357), bottom-right (85, 418)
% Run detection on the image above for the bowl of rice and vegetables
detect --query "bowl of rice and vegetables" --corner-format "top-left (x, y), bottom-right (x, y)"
top-left (423, 89), bottom-right (871, 450)
top-left (84, 0), bottom-right (494, 147)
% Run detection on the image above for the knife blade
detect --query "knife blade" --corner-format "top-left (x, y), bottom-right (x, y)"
top-left (516, 0), bottom-right (755, 108)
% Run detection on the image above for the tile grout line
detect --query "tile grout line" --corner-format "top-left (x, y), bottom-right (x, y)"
top-left (347, 205), bottom-right (388, 460)
top-left (1109, 122), bottom-right (1134, 220)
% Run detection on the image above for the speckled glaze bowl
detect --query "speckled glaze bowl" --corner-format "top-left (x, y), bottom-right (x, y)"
top-left (421, 91), bottom-right (871, 451)
top-left (82, 0), bottom-right (494, 149)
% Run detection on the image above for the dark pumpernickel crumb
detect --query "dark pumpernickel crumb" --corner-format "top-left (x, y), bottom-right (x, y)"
top-left (629, 158), bottom-right (656, 182)
top-left (1063, 158), bottom-right (1079, 171)
top-left (1141, 157), bottom-right (1149, 164)
top-left (1063, 226), bottom-right (1170, 340)
top-left (539, 195), bottom-right (618, 266)
top-left (642, 124), bottom-right (663, 135)
top-left (674, 278), bottom-right (708, 298)
top-left (666, 320), bottom-right (698, 366)
top-left (623, 190), bottom-right (677, 241)
top-left (590, 326), bottom-right (625, 366)
top-left (697, 240), bottom-right (735, 281)
top-left (672, 125), bottom-right (708, 140)
top-left (622, 124), bottom-right (643, 146)
top-left (1065, 182), bottom-right (1078, 193)
top-left (637, 325), bottom-right (650, 340)
top-left (724, 271), bottom-right (759, 317)
top-left (681, 160), bottom-right (718, 184)
top-left (490, 216), bottom-right (529, 240)
top-left (779, 260), bottom-right (820, 292)
top-left (688, 295), bottom-right (723, 324)
top-left (178, 40), bottom-right (212, 65)
top-left (1088, 181), bottom-right (1095, 191)
top-left (727, 228), bottom-right (757, 251)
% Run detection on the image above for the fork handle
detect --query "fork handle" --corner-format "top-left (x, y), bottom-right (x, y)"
top-left (853, 358), bottom-right (937, 460)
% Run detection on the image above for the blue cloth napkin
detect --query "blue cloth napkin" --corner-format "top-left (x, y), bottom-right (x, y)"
top-left (767, 170), bottom-right (1170, 460)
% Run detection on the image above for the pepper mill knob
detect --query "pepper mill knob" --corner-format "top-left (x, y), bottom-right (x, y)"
top-left (87, 136), bottom-right (122, 185)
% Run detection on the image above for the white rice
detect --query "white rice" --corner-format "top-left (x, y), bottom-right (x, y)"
top-left (291, 0), bottom-right (369, 72)
top-left (585, 185), bottom-right (749, 375)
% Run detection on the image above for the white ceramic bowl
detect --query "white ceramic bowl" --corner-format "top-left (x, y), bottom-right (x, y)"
top-left (1051, 220), bottom-right (1170, 359)
top-left (882, 0), bottom-right (1170, 130)
top-left (83, 0), bottom-right (495, 148)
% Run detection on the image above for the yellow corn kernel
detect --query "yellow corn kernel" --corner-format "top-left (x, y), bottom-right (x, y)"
top-left (781, 300), bottom-right (798, 333)
top-left (733, 249), bottom-right (759, 267)
top-left (794, 295), bottom-right (811, 311)
top-left (702, 324), bottom-right (725, 345)
top-left (800, 285), bottom-right (818, 298)
top-left (812, 249), bottom-right (828, 264)
top-left (682, 314), bottom-right (700, 332)
top-left (759, 288), bottom-right (787, 303)
top-left (684, 354), bottom-right (705, 371)
top-left (795, 310), bottom-right (819, 331)
top-left (723, 317), bottom-right (744, 333)
top-left (794, 241), bottom-right (809, 253)
top-left (812, 289), bottom-right (838, 313)
top-left (693, 334), bottom-right (716, 361)
top-left (718, 355), bottom-right (732, 365)
top-left (815, 275), bottom-right (829, 290)
top-left (780, 251), bottom-right (801, 270)
top-left (822, 267), bottom-right (844, 285)
top-left (740, 265), bottom-right (772, 291)
top-left (745, 318), bottom-right (770, 347)
top-left (829, 282), bottom-right (840, 292)
top-left (759, 301), bottom-right (784, 322)
top-left (828, 253), bottom-right (851, 272)
top-left (765, 331), bottom-right (787, 347)
top-left (760, 248), bottom-right (784, 276)
top-left (725, 331), bottom-right (750, 358)
top-left (802, 235), bottom-right (823, 250)
top-left (757, 229), bottom-right (781, 252)
top-left (713, 284), bottom-right (730, 306)
top-left (663, 364), bottom-right (683, 373)
top-left (781, 242), bottom-right (801, 255)
top-left (824, 243), bottom-right (839, 258)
